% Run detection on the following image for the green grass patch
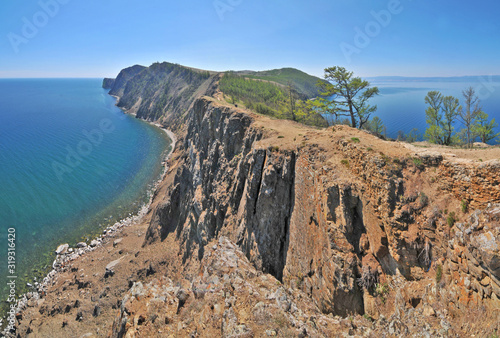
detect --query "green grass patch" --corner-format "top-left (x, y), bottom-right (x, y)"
top-left (436, 264), bottom-right (442, 283)
top-left (447, 211), bottom-right (457, 227)
top-left (412, 157), bottom-right (422, 166)
top-left (375, 283), bottom-right (389, 304)
top-left (461, 200), bottom-right (468, 213)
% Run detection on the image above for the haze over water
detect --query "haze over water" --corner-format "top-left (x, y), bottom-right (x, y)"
top-left (0, 79), bottom-right (171, 302)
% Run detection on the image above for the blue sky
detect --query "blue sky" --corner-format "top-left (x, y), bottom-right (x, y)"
top-left (0, 0), bottom-right (499, 78)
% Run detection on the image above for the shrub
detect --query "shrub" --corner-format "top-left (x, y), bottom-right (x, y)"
top-left (375, 283), bottom-right (389, 304)
top-left (376, 283), bottom-right (389, 295)
top-left (351, 137), bottom-right (360, 143)
top-left (461, 200), bottom-right (468, 213)
top-left (412, 157), bottom-right (422, 166)
top-left (295, 273), bottom-right (304, 289)
top-left (435, 264), bottom-right (442, 283)
top-left (367, 147), bottom-right (373, 151)
top-left (363, 314), bottom-right (373, 322)
top-left (447, 212), bottom-right (456, 227)
top-left (277, 135), bottom-right (284, 139)
top-left (419, 192), bottom-right (429, 207)
top-left (379, 152), bottom-right (390, 164)
top-left (341, 159), bottom-right (349, 168)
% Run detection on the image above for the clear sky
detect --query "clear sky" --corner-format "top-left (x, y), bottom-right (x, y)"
top-left (1, 0), bottom-right (499, 78)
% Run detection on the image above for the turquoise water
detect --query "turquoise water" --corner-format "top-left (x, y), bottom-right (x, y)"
top-left (0, 79), bottom-right (171, 304)
top-left (368, 79), bottom-right (500, 141)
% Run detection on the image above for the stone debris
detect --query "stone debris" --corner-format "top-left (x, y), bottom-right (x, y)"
top-left (55, 244), bottom-right (69, 255)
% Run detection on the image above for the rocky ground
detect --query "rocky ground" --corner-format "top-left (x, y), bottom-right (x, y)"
top-left (9, 93), bottom-right (500, 337)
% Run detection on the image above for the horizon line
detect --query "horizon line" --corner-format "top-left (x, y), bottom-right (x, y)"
top-left (1, 74), bottom-right (500, 80)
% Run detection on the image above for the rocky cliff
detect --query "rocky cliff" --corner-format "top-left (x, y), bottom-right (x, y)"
top-left (140, 90), bottom-right (500, 335)
top-left (102, 78), bottom-right (115, 90)
top-left (104, 62), bottom-right (217, 128)
top-left (115, 62), bottom-right (500, 335)
top-left (11, 63), bottom-right (500, 337)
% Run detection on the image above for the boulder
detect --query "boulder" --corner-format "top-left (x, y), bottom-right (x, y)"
top-left (105, 255), bottom-right (127, 278)
top-left (55, 244), bottom-right (69, 255)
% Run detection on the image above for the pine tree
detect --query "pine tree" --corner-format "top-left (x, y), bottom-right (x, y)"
top-left (314, 66), bottom-right (379, 129)
top-left (457, 87), bottom-right (481, 148)
top-left (441, 95), bottom-right (460, 145)
top-left (473, 111), bottom-right (499, 143)
top-left (424, 91), bottom-right (444, 144)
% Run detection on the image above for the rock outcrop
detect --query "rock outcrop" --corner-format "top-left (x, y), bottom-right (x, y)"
top-left (112, 237), bottom-right (353, 337)
top-left (107, 65), bottom-right (146, 97)
top-left (102, 78), bottom-right (115, 90)
top-left (105, 62), bottom-right (217, 127)
top-left (439, 159), bottom-right (500, 209)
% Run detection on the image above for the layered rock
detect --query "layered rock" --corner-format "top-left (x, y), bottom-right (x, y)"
top-left (439, 159), bottom-right (500, 208)
top-left (145, 97), bottom-right (447, 318)
top-left (444, 205), bottom-right (500, 302)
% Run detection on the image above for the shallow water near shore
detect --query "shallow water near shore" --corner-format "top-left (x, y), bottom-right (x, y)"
top-left (0, 79), bottom-right (171, 311)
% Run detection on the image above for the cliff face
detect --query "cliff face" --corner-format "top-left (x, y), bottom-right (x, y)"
top-left (105, 62), bottom-right (217, 128)
top-left (107, 65), bottom-right (146, 97)
top-left (102, 78), bottom-right (115, 89)
top-left (145, 92), bottom-right (500, 325)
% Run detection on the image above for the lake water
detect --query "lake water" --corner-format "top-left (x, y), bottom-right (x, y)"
top-left (367, 77), bottom-right (500, 141)
top-left (0, 79), bottom-right (171, 307)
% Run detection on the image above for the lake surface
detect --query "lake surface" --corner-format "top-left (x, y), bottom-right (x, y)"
top-left (0, 79), bottom-right (171, 306)
top-left (367, 77), bottom-right (500, 141)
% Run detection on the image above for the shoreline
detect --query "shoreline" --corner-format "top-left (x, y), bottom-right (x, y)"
top-left (1, 95), bottom-right (177, 335)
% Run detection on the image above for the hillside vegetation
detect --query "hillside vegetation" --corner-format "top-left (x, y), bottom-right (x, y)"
top-left (237, 67), bottom-right (326, 99)
top-left (219, 72), bottom-right (328, 127)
